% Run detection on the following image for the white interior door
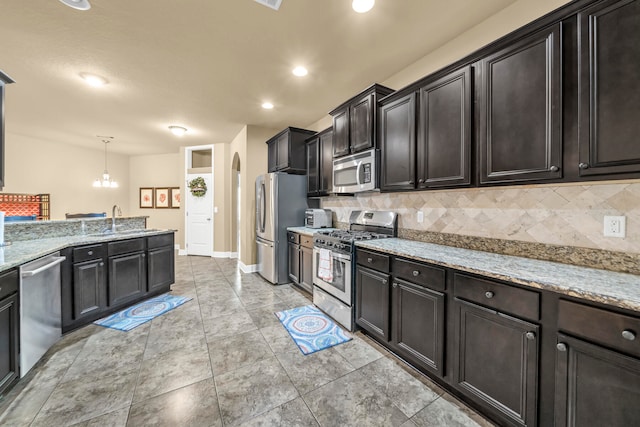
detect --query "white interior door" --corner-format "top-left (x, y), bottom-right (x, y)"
top-left (186, 173), bottom-right (213, 256)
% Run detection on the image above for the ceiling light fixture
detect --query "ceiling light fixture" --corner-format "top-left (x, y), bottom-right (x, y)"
top-left (58, 0), bottom-right (91, 11)
top-left (352, 0), bottom-right (375, 13)
top-left (262, 102), bottom-right (274, 109)
top-left (79, 72), bottom-right (107, 87)
top-left (168, 125), bottom-right (188, 137)
top-left (292, 66), bottom-right (308, 77)
top-left (93, 138), bottom-right (118, 188)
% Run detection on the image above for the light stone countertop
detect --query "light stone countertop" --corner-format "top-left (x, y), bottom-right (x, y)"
top-left (356, 238), bottom-right (640, 313)
top-left (0, 229), bottom-right (175, 273)
top-left (286, 226), bottom-right (337, 237)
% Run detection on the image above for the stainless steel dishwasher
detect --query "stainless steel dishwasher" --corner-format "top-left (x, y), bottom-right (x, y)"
top-left (19, 252), bottom-right (66, 377)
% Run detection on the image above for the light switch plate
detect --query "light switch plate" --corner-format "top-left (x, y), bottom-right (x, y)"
top-left (417, 211), bottom-right (424, 223)
top-left (603, 215), bottom-right (626, 238)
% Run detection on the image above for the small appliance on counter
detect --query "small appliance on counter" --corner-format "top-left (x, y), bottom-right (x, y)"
top-left (305, 209), bottom-right (332, 228)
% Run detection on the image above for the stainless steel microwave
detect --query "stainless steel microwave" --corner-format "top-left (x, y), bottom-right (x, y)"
top-left (332, 148), bottom-right (378, 193)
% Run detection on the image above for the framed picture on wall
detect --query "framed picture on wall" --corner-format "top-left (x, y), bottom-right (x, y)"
top-left (139, 188), bottom-right (154, 208)
top-left (170, 187), bottom-right (181, 208)
top-left (155, 187), bottom-right (170, 208)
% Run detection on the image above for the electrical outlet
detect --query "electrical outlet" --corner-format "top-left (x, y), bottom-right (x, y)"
top-left (417, 211), bottom-right (424, 223)
top-left (603, 215), bottom-right (626, 238)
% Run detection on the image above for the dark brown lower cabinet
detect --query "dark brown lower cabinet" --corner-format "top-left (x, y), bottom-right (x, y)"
top-left (108, 252), bottom-right (147, 307)
top-left (554, 334), bottom-right (640, 427)
top-left (355, 266), bottom-right (390, 342)
top-left (299, 244), bottom-right (313, 294)
top-left (454, 299), bottom-right (539, 427)
top-left (73, 259), bottom-right (107, 320)
top-left (147, 246), bottom-right (175, 293)
top-left (0, 291), bottom-right (19, 397)
top-left (392, 278), bottom-right (445, 377)
top-left (288, 240), bottom-right (300, 284)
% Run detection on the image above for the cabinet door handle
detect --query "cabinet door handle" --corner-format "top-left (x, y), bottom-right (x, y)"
top-left (622, 330), bottom-right (636, 341)
top-left (485, 291), bottom-right (494, 299)
top-left (382, 279), bottom-right (387, 285)
top-left (409, 180), bottom-right (414, 185)
top-left (392, 282), bottom-right (397, 288)
top-left (412, 270), bottom-right (420, 277)
top-left (578, 162), bottom-right (589, 169)
top-left (142, 254), bottom-right (146, 258)
top-left (99, 262), bottom-right (104, 266)
top-left (525, 332), bottom-right (536, 340)
top-left (418, 178), bottom-right (425, 184)
top-left (367, 258), bottom-right (373, 263)
top-left (549, 165), bottom-right (559, 172)
top-left (557, 343), bottom-right (567, 352)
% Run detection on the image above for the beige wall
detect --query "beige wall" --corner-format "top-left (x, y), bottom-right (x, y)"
top-left (3, 134), bottom-right (130, 219)
top-left (128, 153), bottom-right (182, 244)
top-left (307, 0), bottom-right (573, 132)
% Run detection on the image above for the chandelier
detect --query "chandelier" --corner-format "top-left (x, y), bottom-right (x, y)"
top-left (93, 138), bottom-right (118, 188)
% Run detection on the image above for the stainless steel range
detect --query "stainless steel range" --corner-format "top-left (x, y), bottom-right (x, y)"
top-left (312, 210), bottom-right (398, 331)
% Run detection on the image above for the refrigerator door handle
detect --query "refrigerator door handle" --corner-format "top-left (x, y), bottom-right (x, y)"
top-left (260, 181), bottom-right (266, 233)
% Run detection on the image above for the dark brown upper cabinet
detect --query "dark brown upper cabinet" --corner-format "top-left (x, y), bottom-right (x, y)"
top-left (267, 127), bottom-right (316, 174)
top-left (577, 0), bottom-right (640, 177)
top-left (0, 71), bottom-right (15, 190)
top-left (380, 66), bottom-right (472, 192)
top-left (380, 93), bottom-right (416, 191)
top-left (418, 66), bottom-right (472, 189)
top-left (329, 84), bottom-right (394, 158)
top-left (477, 24), bottom-right (562, 185)
top-left (306, 127), bottom-right (333, 197)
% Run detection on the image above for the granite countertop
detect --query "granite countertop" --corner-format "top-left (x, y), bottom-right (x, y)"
top-left (287, 226), bottom-right (337, 237)
top-left (356, 238), bottom-right (640, 313)
top-left (0, 229), bottom-right (175, 273)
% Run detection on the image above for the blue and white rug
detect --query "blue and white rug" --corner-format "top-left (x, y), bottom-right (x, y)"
top-left (94, 293), bottom-right (192, 331)
top-left (275, 305), bottom-right (352, 355)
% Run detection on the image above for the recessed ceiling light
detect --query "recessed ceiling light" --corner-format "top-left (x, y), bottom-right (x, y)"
top-left (79, 73), bottom-right (108, 87)
top-left (352, 0), bottom-right (375, 13)
top-left (59, 0), bottom-right (91, 11)
top-left (292, 66), bottom-right (308, 77)
top-left (169, 125), bottom-right (188, 136)
top-left (262, 102), bottom-right (274, 110)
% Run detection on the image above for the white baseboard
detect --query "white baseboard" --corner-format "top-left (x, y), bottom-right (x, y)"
top-left (239, 262), bottom-right (258, 273)
top-left (177, 248), bottom-right (187, 256)
top-left (230, 252), bottom-right (238, 259)
top-left (213, 251), bottom-right (233, 258)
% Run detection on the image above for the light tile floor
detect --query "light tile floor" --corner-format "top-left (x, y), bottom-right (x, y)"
top-left (0, 255), bottom-right (495, 427)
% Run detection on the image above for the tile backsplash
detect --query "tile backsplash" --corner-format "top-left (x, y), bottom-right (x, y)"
top-left (321, 180), bottom-right (640, 255)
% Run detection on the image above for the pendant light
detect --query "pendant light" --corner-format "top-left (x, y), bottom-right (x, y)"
top-left (93, 139), bottom-right (118, 188)
top-left (58, 0), bottom-right (91, 11)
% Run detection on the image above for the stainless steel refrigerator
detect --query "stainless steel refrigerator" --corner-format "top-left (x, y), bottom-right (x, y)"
top-left (255, 172), bottom-right (307, 284)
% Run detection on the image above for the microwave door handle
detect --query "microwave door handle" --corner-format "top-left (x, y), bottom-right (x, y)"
top-left (355, 160), bottom-right (363, 186)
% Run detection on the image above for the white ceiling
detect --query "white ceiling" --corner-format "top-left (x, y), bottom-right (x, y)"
top-left (0, 0), bottom-right (517, 155)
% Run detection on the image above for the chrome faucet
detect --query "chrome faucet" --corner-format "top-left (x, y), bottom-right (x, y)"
top-left (111, 204), bottom-right (121, 232)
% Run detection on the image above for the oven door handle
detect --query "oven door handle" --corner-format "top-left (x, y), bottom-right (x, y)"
top-left (313, 247), bottom-right (351, 262)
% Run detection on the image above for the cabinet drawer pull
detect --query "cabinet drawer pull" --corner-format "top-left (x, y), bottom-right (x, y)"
top-left (367, 257), bottom-right (373, 263)
top-left (412, 270), bottom-right (420, 277)
top-left (142, 254), bottom-right (146, 258)
top-left (99, 262), bottom-right (104, 266)
top-left (557, 343), bottom-right (567, 352)
top-left (485, 291), bottom-right (494, 299)
top-left (549, 165), bottom-right (559, 172)
top-left (87, 250), bottom-right (93, 256)
top-left (578, 162), bottom-right (589, 169)
top-left (525, 332), bottom-right (536, 340)
top-left (622, 330), bottom-right (636, 341)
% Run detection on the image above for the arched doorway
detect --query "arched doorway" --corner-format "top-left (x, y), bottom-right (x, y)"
top-left (231, 153), bottom-right (241, 258)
